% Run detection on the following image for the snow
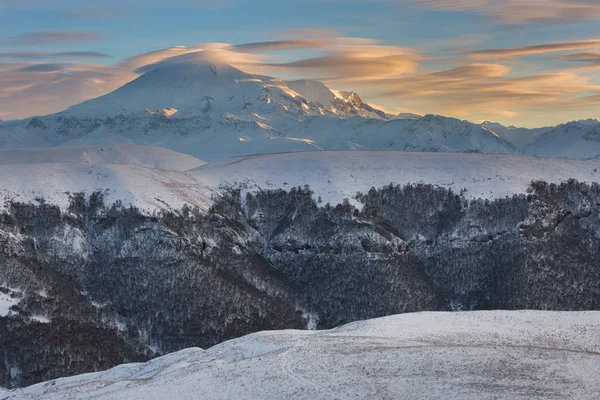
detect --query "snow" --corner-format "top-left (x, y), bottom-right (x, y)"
top-left (0, 144), bottom-right (206, 171)
top-left (523, 121), bottom-right (600, 159)
top-left (0, 287), bottom-right (21, 317)
top-left (1, 151), bottom-right (599, 214)
top-left (192, 151), bottom-right (600, 206)
top-left (0, 163), bottom-right (214, 213)
top-left (145, 107), bottom-right (178, 118)
top-left (286, 80), bottom-right (352, 114)
top-left (7, 311), bottom-right (600, 400)
top-left (0, 145), bottom-right (211, 212)
top-left (30, 315), bottom-right (51, 323)
top-left (0, 127), bottom-right (51, 149)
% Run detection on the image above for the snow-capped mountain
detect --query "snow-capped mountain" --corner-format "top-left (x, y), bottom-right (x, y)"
top-left (7, 311), bottom-right (600, 400)
top-left (0, 60), bottom-right (516, 161)
top-left (521, 119), bottom-right (600, 159)
top-left (480, 121), bottom-right (546, 148)
top-left (480, 119), bottom-right (600, 158)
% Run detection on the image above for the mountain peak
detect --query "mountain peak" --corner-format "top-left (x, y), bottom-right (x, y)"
top-left (64, 55), bottom-right (253, 117)
top-left (133, 55), bottom-right (249, 84)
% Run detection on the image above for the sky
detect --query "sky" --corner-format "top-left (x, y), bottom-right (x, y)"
top-left (1, 0), bottom-right (600, 127)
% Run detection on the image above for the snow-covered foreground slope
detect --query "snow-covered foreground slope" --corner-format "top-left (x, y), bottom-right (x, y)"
top-left (0, 163), bottom-right (213, 212)
top-left (193, 151), bottom-right (600, 204)
top-left (0, 145), bottom-right (205, 171)
top-left (7, 311), bottom-right (600, 400)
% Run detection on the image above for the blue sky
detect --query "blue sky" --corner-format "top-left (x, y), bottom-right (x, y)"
top-left (1, 0), bottom-right (600, 126)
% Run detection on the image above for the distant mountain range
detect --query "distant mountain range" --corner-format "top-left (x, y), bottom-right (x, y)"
top-left (2, 59), bottom-right (597, 161)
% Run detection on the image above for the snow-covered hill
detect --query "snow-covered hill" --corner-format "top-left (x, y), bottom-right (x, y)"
top-left (2, 151), bottom-right (600, 213)
top-left (0, 60), bottom-right (516, 161)
top-left (0, 163), bottom-right (213, 212)
top-left (192, 151), bottom-right (600, 205)
top-left (1, 151), bottom-right (600, 213)
top-left (0, 144), bottom-right (205, 171)
top-left (7, 311), bottom-right (600, 400)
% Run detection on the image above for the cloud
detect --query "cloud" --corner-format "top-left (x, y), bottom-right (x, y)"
top-left (232, 39), bottom-right (335, 53)
top-left (0, 51), bottom-right (45, 60)
top-left (0, 61), bottom-right (117, 113)
top-left (468, 39), bottom-right (600, 60)
top-left (276, 28), bottom-right (339, 38)
top-left (264, 53), bottom-right (418, 81)
top-left (53, 51), bottom-right (113, 59)
top-left (3, 31), bottom-right (105, 46)
top-left (556, 52), bottom-right (600, 61)
top-left (432, 64), bottom-right (511, 78)
top-left (362, 63), bottom-right (600, 124)
top-left (554, 52), bottom-right (600, 67)
top-left (131, 49), bottom-right (265, 74)
top-left (17, 63), bottom-right (66, 72)
top-left (405, 0), bottom-right (600, 23)
top-left (0, 50), bottom-right (113, 60)
top-left (261, 45), bottom-right (419, 81)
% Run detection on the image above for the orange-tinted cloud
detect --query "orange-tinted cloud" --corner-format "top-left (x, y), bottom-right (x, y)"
top-left (362, 63), bottom-right (600, 125)
top-left (263, 45), bottom-right (419, 81)
top-left (406, 0), bottom-right (600, 23)
top-left (468, 39), bottom-right (600, 60)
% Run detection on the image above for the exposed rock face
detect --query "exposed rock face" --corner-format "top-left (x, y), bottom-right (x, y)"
top-left (1, 180), bottom-right (599, 388)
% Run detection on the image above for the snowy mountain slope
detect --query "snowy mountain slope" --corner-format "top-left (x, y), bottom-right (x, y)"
top-left (192, 151), bottom-right (600, 205)
top-left (481, 121), bottom-right (548, 148)
top-left (8, 311), bottom-right (600, 400)
top-left (522, 119), bottom-right (600, 159)
top-left (0, 60), bottom-right (517, 160)
top-left (49, 112), bottom-right (514, 162)
top-left (0, 163), bottom-right (213, 212)
top-left (0, 145), bottom-right (206, 171)
top-left (0, 127), bottom-right (51, 149)
top-left (2, 151), bottom-right (599, 214)
top-left (292, 114), bottom-right (517, 154)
